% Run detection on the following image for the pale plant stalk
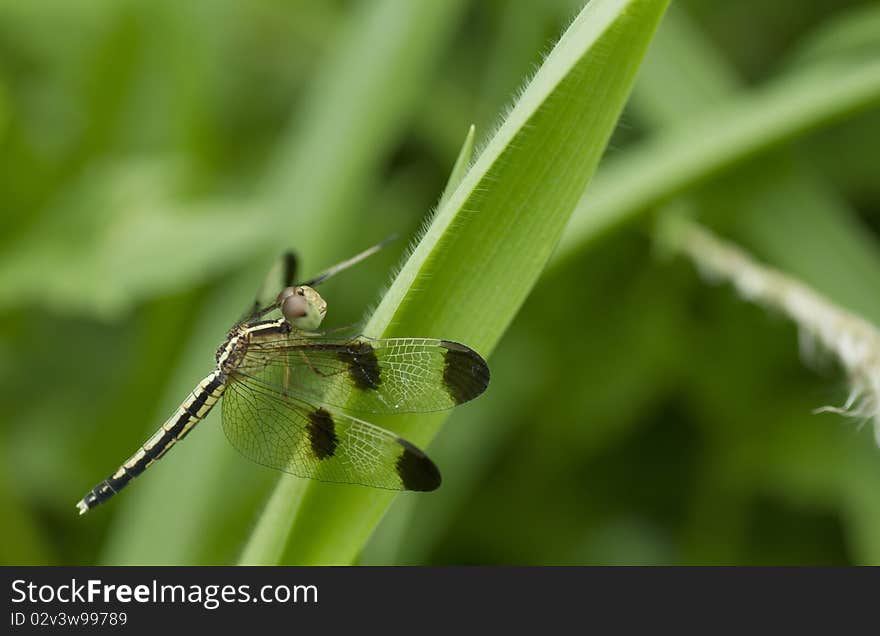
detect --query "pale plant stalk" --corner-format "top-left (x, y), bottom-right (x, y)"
top-left (669, 216), bottom-right (880, 444)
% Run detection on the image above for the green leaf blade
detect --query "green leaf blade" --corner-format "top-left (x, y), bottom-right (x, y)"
top-left (242, 0), bottom-right (671, 565)
top-left (437, 124), bottom-right (476, 209)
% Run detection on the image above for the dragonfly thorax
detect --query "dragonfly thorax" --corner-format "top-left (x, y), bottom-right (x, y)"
top-left (215, 318), bottom-right (293, 373)
top-left (215, 329), bottom-right (249, 372)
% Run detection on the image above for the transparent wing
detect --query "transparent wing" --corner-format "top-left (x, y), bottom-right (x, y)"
top-left (233, 335), bottom-right (489, 415)
top-left (221, 371), bottom-right (440, 491)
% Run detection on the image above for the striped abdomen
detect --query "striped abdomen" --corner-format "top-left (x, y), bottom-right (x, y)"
top-left (75, 371), bottom-right (226, 515)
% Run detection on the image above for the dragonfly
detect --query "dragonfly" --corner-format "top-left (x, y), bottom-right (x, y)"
top-left (76, 241), bottom-right (490, 515)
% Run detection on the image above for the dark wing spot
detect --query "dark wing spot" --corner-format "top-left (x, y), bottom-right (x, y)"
top-left (395, 438), bottom-right (441, 491)
top-left (307, 408), bottom-right (338, 460)
top-left (337, 341), bottom-right (381, 390)
top-left (439, 340), bottom-right (490, 404)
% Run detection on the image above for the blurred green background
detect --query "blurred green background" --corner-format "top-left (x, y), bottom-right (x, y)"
top-left (2, 0), bottom-right (880, 565)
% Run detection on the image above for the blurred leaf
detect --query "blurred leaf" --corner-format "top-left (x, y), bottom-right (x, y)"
top-left (0, 158), bottom-right (268, 318)
top-left (787, 3), bottom-right (880, 67)
top-left (629, 8), bottom-right (880, 319)
top-left (0, 0), bottom-right (467, 318)
top-left (552, 54), bottom-right (880, 266)
top-left (732, 162), bottom-right (880, 320)
top-left (628, 5), bottom-right (739, 123)
top-left (630, 5), bottom-right (880, 563)
top-left (241, 0), bottom-right (671, 565)
top-left (0, 463), bottom-right (53, 565)
top-left (783, 4), bottom-right (880, 204)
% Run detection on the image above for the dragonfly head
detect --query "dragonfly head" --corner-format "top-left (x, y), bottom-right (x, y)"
top-left (277, 285), bottom-right (327, 331)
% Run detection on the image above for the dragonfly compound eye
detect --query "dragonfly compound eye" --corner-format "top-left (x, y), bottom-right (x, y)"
top-left (280, 285), bottom-right (326, 330)
top-left (276, 286), bottom-right (297, 305)
top-left (281, 293), bottom-right (308, 321)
